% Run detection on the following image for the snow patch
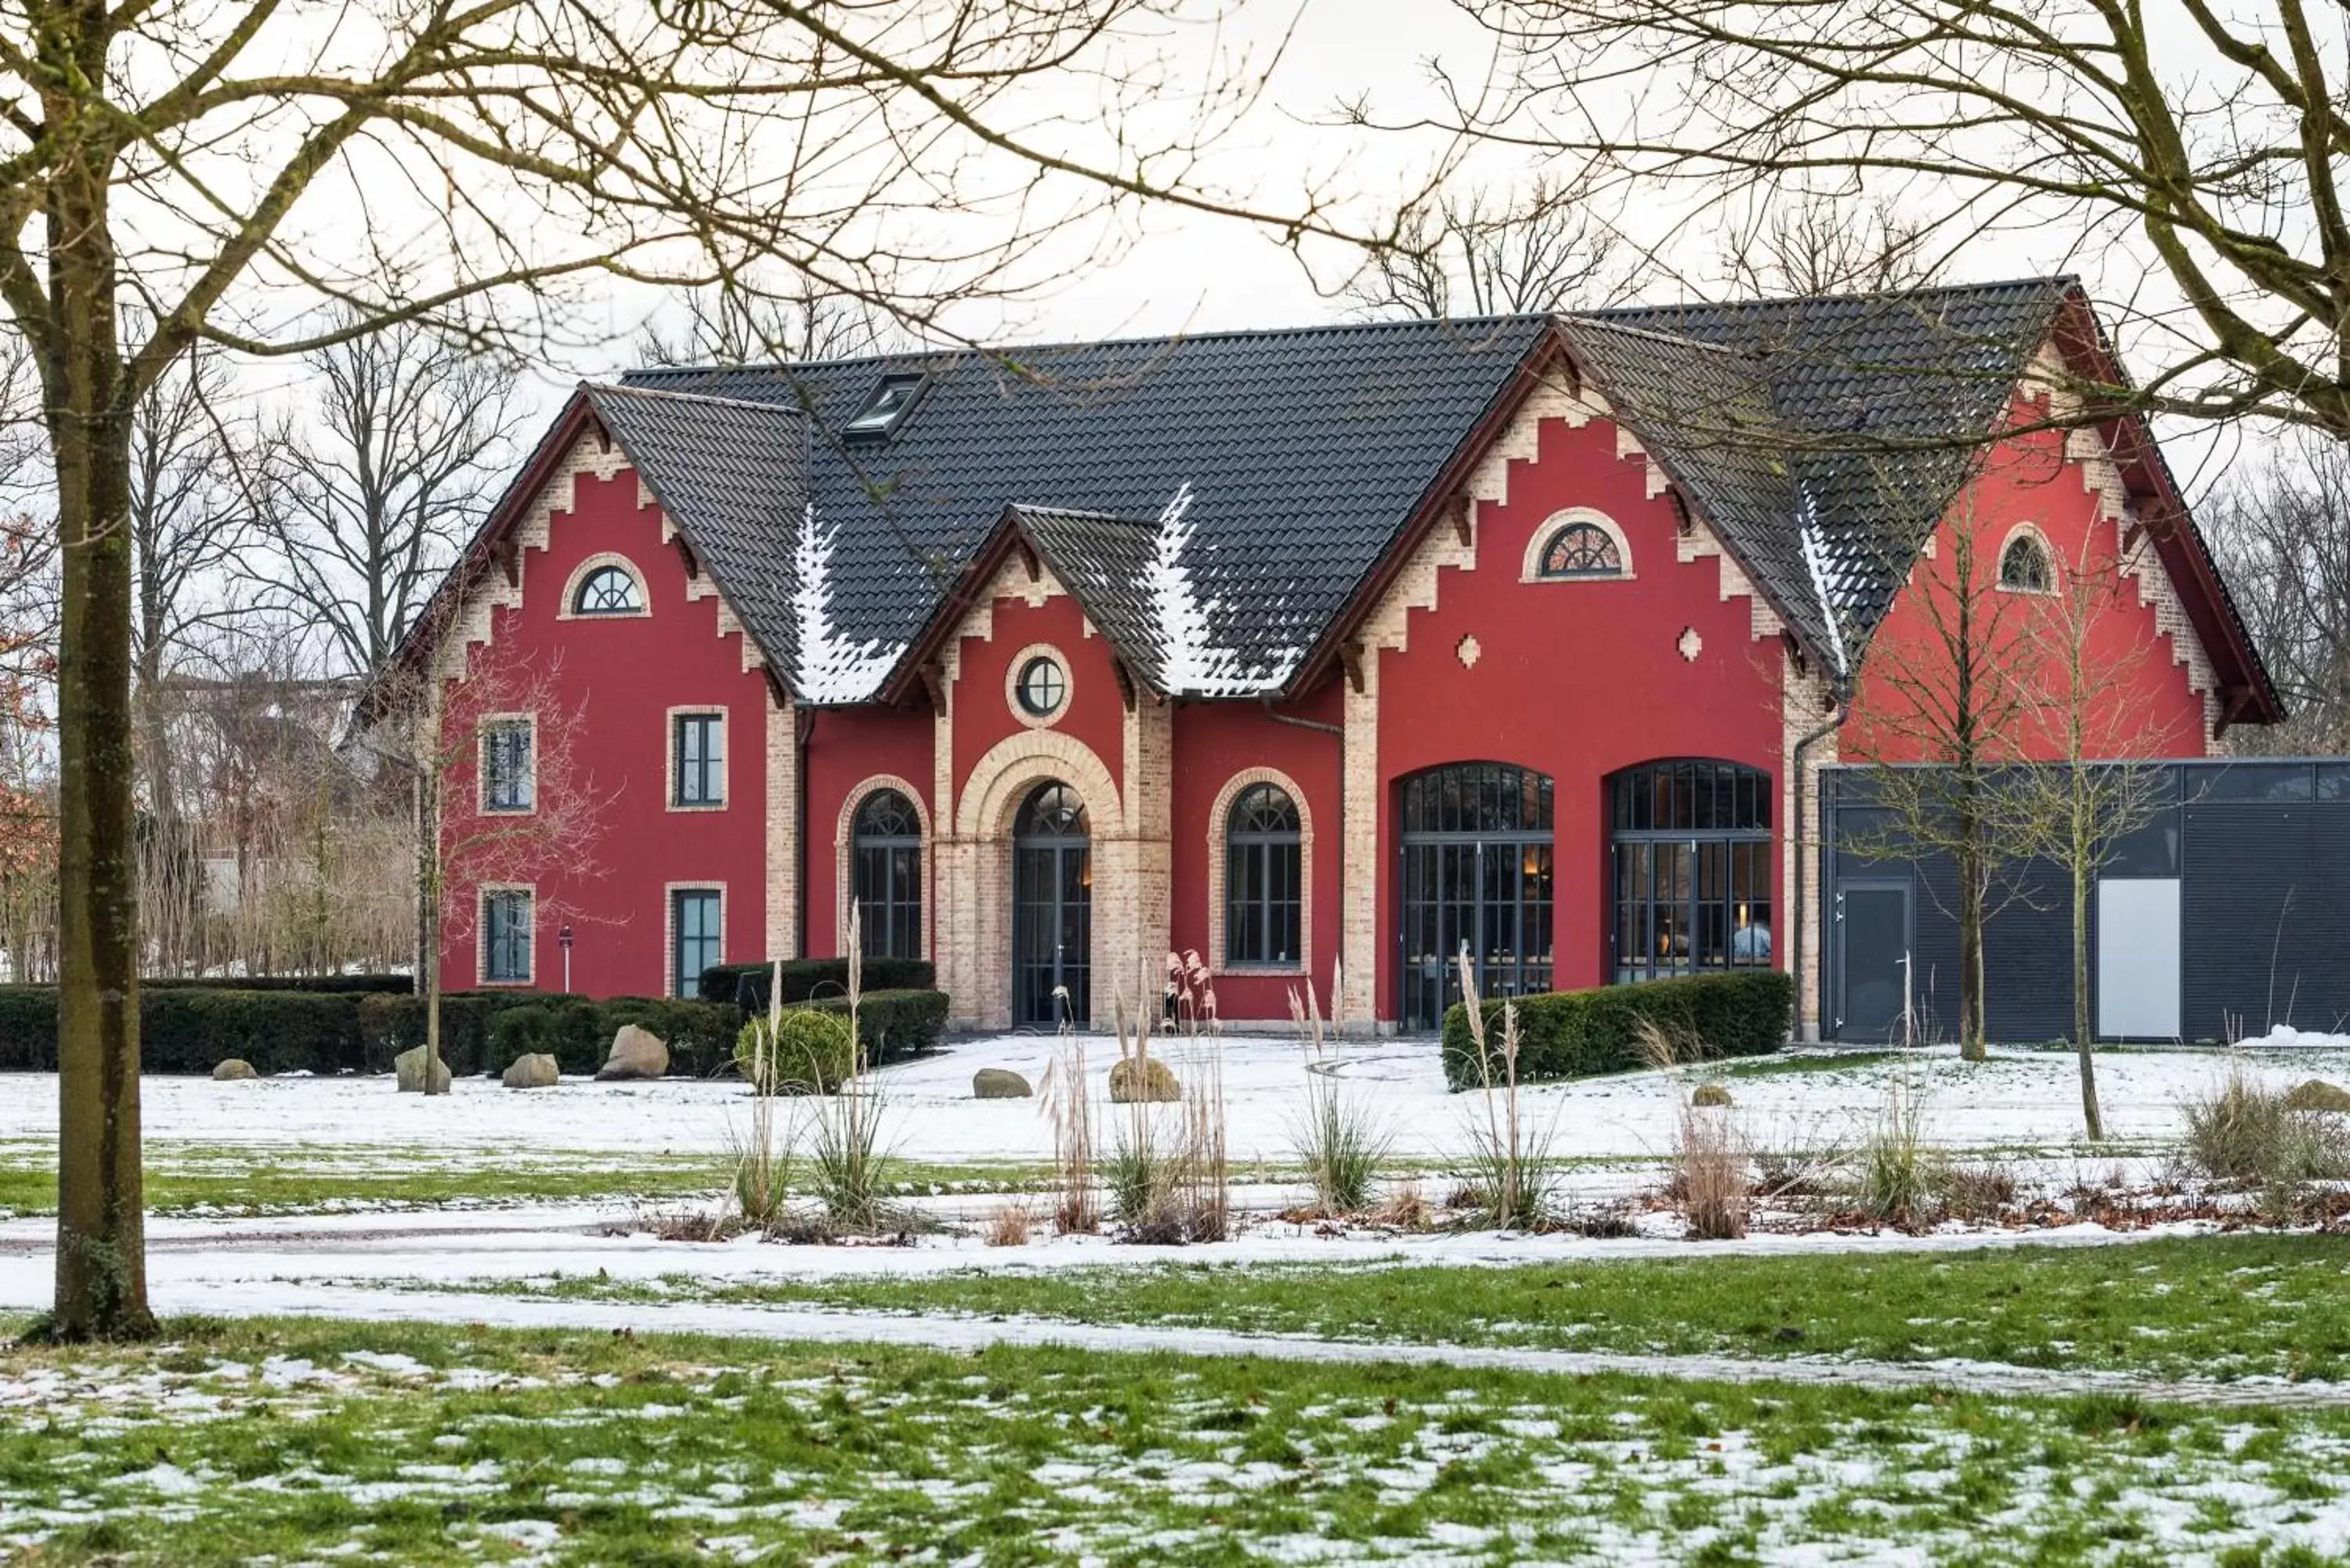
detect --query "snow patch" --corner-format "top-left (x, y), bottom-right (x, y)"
top-left (1797, 488), bottom-right (1849, 676)
top-left (1144, 484), bottom-right (1295, 696)
top-left (791, 504), bottom-right (902, 703)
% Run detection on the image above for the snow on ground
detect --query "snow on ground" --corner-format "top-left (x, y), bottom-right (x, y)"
top-left (5, 1035), bottom-right (2345, 1168)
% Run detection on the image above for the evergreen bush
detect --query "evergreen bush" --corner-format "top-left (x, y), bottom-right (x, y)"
top-left (1441, 970), bottom-right (1794, 1089)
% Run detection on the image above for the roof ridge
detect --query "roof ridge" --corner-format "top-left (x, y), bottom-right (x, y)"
top-left (624, 313), bottom-right (1553, 378)
top-left (1587, 274), bottom-right (2074, 318)
top-left (1010, 502), bottom-right (1157, 527)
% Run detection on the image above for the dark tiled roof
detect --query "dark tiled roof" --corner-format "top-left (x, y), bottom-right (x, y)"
top-left (624, 316), bottom-right (1553, 700)
top-left (583, 385), bottom-right (810, 674)
top-left (1004, 506), bottom-right (1176, 692)
top-left (1566, 279), bottom-right (2071, 668)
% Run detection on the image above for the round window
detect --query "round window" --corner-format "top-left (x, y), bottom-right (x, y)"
top-left (1016, 655), bottom-right (1067, 717)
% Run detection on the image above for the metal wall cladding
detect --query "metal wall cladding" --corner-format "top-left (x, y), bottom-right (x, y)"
top-left (2182, 802), bottom-right (2350, 1042)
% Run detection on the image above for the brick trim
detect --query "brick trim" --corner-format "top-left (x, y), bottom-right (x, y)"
top-left (1520, 506), bottom-right (1636, 583)
top-left (764, 693), bottom-right (798, 961)
top-left (663, 880), bottom-right (725, 999)
top-left (1002, 641), bottom-right (1074, 730)
top-left (475, 711), bottom-right (537, 817)
top-left (476, 881), bottom-right (536, 987)
top-left (555, 551), bottom-right (652, 620)
top-left (664, 705), bottom-right (728, 812)
top-left (834, 773), bottom-right (931, 958)
top-left (1204, 766), bottom-right (1313, 977)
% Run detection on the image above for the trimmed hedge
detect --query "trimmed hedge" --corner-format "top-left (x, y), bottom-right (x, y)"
top-left (140, 974), bottom-right (413, 995)
top-left (794, 988), bottom-right (949, 1067)
top-left (1441, 970), bottom-right (1795, 1090)
top-left (0, 984), bottom-right (741, 1079)
top-left (699, 957), bottom-right (937, 1012)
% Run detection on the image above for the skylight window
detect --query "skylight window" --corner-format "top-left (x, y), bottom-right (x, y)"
top-left (842, 373), bottom-right (927, 441)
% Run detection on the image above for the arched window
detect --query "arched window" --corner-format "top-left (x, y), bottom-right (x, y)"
top-left (1538, 521), bottom-right (1625, 579)
top-left (1225, 784), bottom-right (1301, 967)
top-left (1399, 764), bottom-right (1555, 1027)
top-left (851, 789), bottom-right (923, 959)
top-left (1999, 530), bottom-right (2052, 593)
top-left (573, 563), bottom-right (644, 616)
top-left (1609, 760), bottom-right (1773, 984)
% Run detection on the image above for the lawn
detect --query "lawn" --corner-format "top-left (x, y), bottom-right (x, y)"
top-left (5, 1314), bottom-right (2349, 1566)
top-left (446, 1234), bottom-right (2350, 1384)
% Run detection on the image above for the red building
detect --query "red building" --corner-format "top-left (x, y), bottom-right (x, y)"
top-left (378, 279), bottom-right (2279, 1034)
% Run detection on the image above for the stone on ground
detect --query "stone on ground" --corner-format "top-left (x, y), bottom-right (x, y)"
top-left (595, 1024), bottom-right (669, 1081)
top-left (1108, 1055), bottom-right (1181, 1104)
top-left (972, 1067), bottom-right (1032, 1099)
top-left (1691, 1083), bottom-right (1734, 1108)
top-left (2283, 1078), bottom-right (2350, 1114)
top-left (503, 1052), bottom-right (561, 1089)
top-left (212, 1058), bottom-right (257, 1081)
top-left (393, 1045), bottom-right (453, 1094)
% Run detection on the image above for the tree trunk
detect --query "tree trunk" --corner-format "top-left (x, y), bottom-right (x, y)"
top-left (415, 739), bottom-right (446, 1094)
top-left (49, 146), bottom-right (155, 1339)
top-left (1956, 840), bottom-right (1987, 1062)
top-left (2072, 793), bottom-right (2103, 1142)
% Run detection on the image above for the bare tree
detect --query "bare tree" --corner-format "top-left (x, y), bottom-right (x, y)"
top-left (1350, 179), bottom-right (1621, 318)
top-left (367, 655), bottom-right (610, 1096)
top-left (2205, 434), bottom-right (2350, 755)
top-left (1448, 0), bottom-right (2350, 435)
top-left (1842, 488), bottom-right (2043, 1062)
top-left (1996, 537), bottom-right (2177, 1140)
top-left (1716, 196), bottom-right (1932, 299)
top-left (0, 0), bottom-right (1331, 1337)
top-left (638, 276), bottom-right (901, 367)
top-left (255, 323), bottom-right (523, 681)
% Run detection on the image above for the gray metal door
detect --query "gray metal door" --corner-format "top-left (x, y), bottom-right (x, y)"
top-left (1837, 880), bottom-right (1912, 1042)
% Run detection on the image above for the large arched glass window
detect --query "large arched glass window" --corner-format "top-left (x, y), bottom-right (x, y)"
top-left (1609, 760), bottom-right (1773, 984)
top-left (851, 789), bottom-right (923, 959)
top-left (1399, 763), bottom-right (1555, 1028)
top-left (1225, 783), bottom-right (1301, 967)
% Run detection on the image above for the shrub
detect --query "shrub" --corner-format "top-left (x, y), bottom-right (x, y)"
top-left (1442, 970), bottom-right (1793, 1089)
top-left (1674, 1105), bottom-right (1750, 1240)
top-left (140, 974), bottom-right (412, 995)
top-left (486, 1005), bottom-right (562, 1072)
top-left (699, 957), bottom-right (936, 1011)
top-left (795, 988), bottom-right (946, 1066)
top-left (1854, 1078), bottom-right (1935, 1227)
top-left (2180, 1066), bottom-right (2350, 1185)
top-left (737, 1010), bottom-right (855, 1094)
top-left (1292, 1079), bottom-right (1389, 1216)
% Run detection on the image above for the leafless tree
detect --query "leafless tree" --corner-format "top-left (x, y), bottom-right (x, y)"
top-left (1350, 179), bottom-right (1622, 319)
top-left (2205, 434), bottom-right (2350, 755)
top-left (1995, 536), bottom-right (2177, 1140)
top-left (638, 276), bottom-right (902, 367)
top-left (0, 0), bottom-right (1335, 1337)
top-left (1716, 196), bottom-right (1932, 299)
top-left (1842, 488), bottom-right (2044, 1063)
top-left (367, 655), bottom-right (610, 1096)
top-left (254, 322), bottom-right (523, 681)
top-left (1448, 0), bottom-right (2350, 434)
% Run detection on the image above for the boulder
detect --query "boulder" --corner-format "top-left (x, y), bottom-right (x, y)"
top-left (394, 1045), bottom-right (452, 1094)
top-left (2283, 1078), bottom-right (2350, 1115)
top-left (595, 1024), bottom-right (669, 1082)
top-left (502, 1052), bottom-right (561, 1089)
top-left (1690, 1083), bottom-right (1734, 1109)
top-left (1108, 1055), bottom-right (1181, 1104)
top-left (972, 1068), bottom-right (1032, 1100)
top-left (212, 1058), bottom-right (257, 1082)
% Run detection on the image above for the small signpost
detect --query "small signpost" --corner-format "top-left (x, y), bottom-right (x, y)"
top-left (559, 923), bottom-right (574, 992)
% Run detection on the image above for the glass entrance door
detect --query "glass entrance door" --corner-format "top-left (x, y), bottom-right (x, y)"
top-left (1012, 782), bottom-right (1091, 1027)
top-left (1397, 764), bottom-right (1555, 1030)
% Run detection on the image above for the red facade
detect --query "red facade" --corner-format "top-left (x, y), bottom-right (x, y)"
top-left (422, 337), bottom-right (2250, 1032)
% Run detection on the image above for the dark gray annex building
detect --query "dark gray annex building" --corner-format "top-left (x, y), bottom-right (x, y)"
top-left (1821, 759), bottom-right (2350, 1045)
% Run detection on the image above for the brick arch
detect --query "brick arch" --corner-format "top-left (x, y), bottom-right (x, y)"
top-left (954, 728), bottom-right (1123, 841)
top-left (835, 774), bottom-right (931, 959)
top-left (1205, 765), bottom-right (1313, 977)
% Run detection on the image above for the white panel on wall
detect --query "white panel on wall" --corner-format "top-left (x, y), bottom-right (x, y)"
top-left (2098, 877), bottom-right (2181, 1039)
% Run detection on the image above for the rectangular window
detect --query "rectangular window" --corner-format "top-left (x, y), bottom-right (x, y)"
top-left (673, 712), bottom-right (725, 807)
top-left (481, 720), bottom-right (533, 813)
top-left (483, 889), bottom-right (533, 983)
top-left (672, 888), bottom-right (721, 999)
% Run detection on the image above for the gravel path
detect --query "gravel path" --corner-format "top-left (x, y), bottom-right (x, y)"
top-left (148, 1279), bottom-right (2350, 1411)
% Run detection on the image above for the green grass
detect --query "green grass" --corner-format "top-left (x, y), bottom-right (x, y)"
top-left (451, 1234), bottom-right (2350, 1384)
top-left (0, 1140), bottom-right (1058, 1216)
top-left (3, 1313), bottom-right (2348, 1564)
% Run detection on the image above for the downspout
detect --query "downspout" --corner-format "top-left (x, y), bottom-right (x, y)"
top-left (1788, 680), bottom-right (1851, 1045)
top-left (1260, 692), bottom-right (1346, 1021)
top-left (795, 704), bottom-right (814, 960)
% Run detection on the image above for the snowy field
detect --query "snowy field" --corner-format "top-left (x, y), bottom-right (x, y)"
top-left (5, 1033), bottom-right (2342, 1167)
